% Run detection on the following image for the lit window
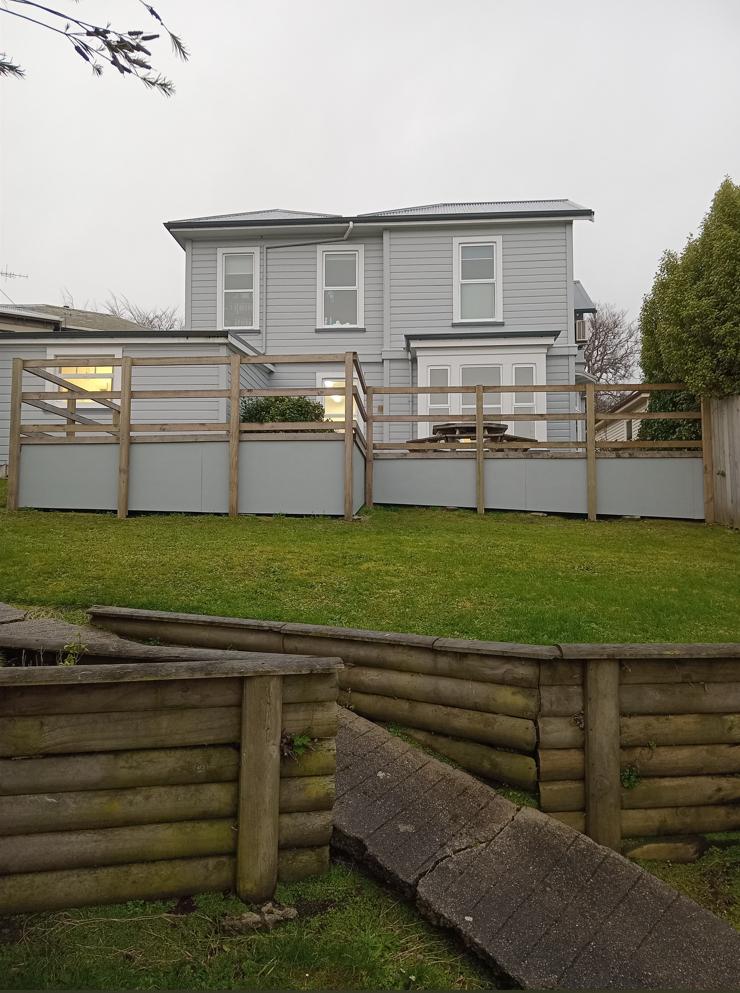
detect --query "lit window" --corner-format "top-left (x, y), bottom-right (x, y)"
top-left (453, 237), bottom-right (502, 322)
top-left (59, 365), bottom-right (114, 394)
top-left (318, 246), bottom-right (364, 328)
top-left (322, 378), bottom-right (347, 421)
top-left (218, 249), bottom-right (259, 330)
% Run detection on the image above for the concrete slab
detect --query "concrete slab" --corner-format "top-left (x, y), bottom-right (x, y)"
top-left (334, 709), bottom-right (740, 990)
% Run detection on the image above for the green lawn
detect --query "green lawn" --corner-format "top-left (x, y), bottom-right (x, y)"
top-left (0, 479), bottom-right (738, 643)
top-left (0, 865), bottom-right (494, 990)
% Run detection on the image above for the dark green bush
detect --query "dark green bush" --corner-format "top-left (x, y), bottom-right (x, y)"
top-left (240, 395), bottom-right (326, 424)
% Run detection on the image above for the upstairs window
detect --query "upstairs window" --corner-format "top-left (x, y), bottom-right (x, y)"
top-left (453, 236), bottom-right (503, 323)
top-left (317, 245), bottom-right (364, 329)
top-left (217, 248), bottom-right (260, 330)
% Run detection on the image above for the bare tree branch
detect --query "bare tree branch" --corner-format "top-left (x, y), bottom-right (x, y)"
top-left (105, 293), bottom-right (182, 331)
top-left (582, 303), bottom-right (640, 409)
top-left (1, 1), bottom-right (187, 95)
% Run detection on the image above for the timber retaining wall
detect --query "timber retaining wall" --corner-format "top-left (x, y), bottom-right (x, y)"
top-left (87, 606), bottom-right (740, 855)
top-left (0, 647), bottom-right (341, 914)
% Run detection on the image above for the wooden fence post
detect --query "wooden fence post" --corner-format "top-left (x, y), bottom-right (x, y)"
top-left (117, 357), bottom-right (133, 520)
top-left (343, 352), bottom-right (354, 522)
top-left (701, 396), bottom-right (715, 525)
top-left (584, 657), bottom-right (621, 850)
top-left (66, 396), bottom-right (77, 443)
top-left (475, 384), bottom-right (485, 515)
top-left (6, 357), bottom-right (23, 511)
top-left (585, 383), bottom-right (597, 521)
top-left (236, 674), bottom-right (282, 903)
top-left (229, 354), bottom-right (241, 518)
top-left (365, 386), bottom-right (374, 508)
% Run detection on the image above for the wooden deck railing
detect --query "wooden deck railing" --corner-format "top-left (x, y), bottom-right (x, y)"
top-left (363, 382), bottom-right (709, 521)
top-left (7, 352), bottom-right (368, 522)
top-left (6, 352), bottom-right (713, 522)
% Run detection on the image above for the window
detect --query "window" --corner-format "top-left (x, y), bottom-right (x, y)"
top-left (461, 366), bottom-right (503, 417)
top-left (321, 378), bottom-right (347, 421)
top-left (453, 236), bottom-right (503, 323)
top-left (59, 364), bottom-right (114, 394)
top-left (317, 245), bottom-right (364, 328)
top-left (428, 367), bottom-right (451, 421)
top-left (217, 248), bottom-right (260, 330)
top-left (513, 365), bottom-right (536, 439)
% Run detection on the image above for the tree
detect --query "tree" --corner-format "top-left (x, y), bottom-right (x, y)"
top-left (105, 294), bottom-right (182, 331)
top-left (639, 177), bottom-right (740, 441)
top-left (1, 1), bottom-right (187, 95)
top-left (581, 303), bottom-right (639, 411)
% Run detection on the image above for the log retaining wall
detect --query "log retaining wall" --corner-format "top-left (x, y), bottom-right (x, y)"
top-left (0, 651), bottom-right (341, 914)
top-left (87, 606), bottom-right (740, 856)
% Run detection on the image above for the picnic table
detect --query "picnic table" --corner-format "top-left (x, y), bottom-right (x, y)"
top-left (408, 421), bottom-right (537, 447)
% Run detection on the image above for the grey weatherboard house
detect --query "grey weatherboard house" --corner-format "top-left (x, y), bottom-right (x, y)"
top-left (166, 200), bottom-right (596, 442)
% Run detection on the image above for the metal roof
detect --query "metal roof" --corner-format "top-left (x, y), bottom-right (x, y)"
top-left (167, 207), bottom-right (342, 225)
top-left (574, 280), bottom-right (597, 313)
top-left (359, 199), bottom-right (590, 218)
top-left (166, 199), bottom-right (594, 232)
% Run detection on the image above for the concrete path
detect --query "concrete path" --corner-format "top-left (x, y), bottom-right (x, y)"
top-left (334, 709), bottom-right (740, 990)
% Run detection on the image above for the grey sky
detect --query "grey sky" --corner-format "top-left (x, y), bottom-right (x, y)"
top-left (1, 0), bottom-right (738, 323)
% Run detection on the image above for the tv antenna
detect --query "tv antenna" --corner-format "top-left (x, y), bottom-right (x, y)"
top-left (0, 267), bottom-right (28, 280)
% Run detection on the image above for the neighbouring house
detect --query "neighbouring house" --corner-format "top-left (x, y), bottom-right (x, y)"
top-left (0, 304), bottom-right (271, 471)
top-left (596, 391), bottom-right (649, 442)
top-left (164, 200), bottom-right (596, 441)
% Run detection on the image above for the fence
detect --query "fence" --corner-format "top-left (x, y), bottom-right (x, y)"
top-left (0, 650), bottom-right (341, 914)
top-left (87, 606), bottom-right (740, 857)
top-left (6, 352), bottom-right (368, 522)
top-left (708, 395), bottom-right (740, 528)
top-left (364, 381), bottom-right (711, 521)
top-left (4, 350), bottom-right (722, 522)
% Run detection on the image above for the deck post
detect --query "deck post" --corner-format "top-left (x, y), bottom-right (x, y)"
top-left (229, 354), bottom-right (241, 518)
top-left (475, 385), bottom-right (485, 515)
top-left (584, 657), bottom-right (621, 850)
top-left (236, 675), bottom-right (282, 903)
top-left (117, 357), bottom-right (133, 520)
top-left (343, 352), bottom-right (354, 521)
top-left (65, 396), bottom-right (77, 442)
top-left (365, 385), bottom-right (374, 508)
top-left (7, 357), bottom-right (23, 511)
top-left (585, 383), bottom-right (597, 521)
top-left (701, 396), bottom-right (715, 524)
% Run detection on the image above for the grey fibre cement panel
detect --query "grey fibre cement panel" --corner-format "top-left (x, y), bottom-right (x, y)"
top-left (238, 439), bottom-right (345, 516)
top-left (374, 455), bottom-right (703, 519)
top-left (17, 444), bottom-right (118, 511)
top-left (129, 442), bottom-right (228, 514)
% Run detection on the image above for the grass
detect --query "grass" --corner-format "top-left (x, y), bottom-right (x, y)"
top-left (0, 479), bottom-right (738, 644)
top-left (0, 865), bottom-right (495, 990)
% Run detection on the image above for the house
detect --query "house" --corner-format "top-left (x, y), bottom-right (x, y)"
top-left (165, 200), bottom-right (596, 441)
top-left (0, 305), bottom-right (271, 471)
top-left (0, 305), bottom-right (142, 334)
top-left (596, 391), bottom-right (649, 442)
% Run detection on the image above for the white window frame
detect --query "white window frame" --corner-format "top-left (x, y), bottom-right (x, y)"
top-left (452, 235), bottom-right (503, 323)
top-left (316, 244), bottom-right (365, 329)
top-left (315, 371), bottom-right (365, 434)
top-left (45, 346), bottom-right (122, 407)
top-left (217, 246), bottom-right (260, 331)
top-left (415, 344), bottom-right (547, 440)
top-left (427, 366), bottom-right (452, 421)
top-left (512, 363), bottom-right (537, 436)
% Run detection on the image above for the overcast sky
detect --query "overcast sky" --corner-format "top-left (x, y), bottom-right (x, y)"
top-left (1, 0), bottom-right (738, 322)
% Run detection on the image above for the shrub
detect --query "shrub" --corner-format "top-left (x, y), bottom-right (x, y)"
top-left (240, 395), bottom-right (326, 424)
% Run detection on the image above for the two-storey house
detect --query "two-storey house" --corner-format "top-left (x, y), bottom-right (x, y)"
top-left (165, 200), bottom-right (595, 441)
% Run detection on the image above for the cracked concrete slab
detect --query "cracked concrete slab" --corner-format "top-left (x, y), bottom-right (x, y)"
top-left (334, 709), bottom-right (740, 990)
